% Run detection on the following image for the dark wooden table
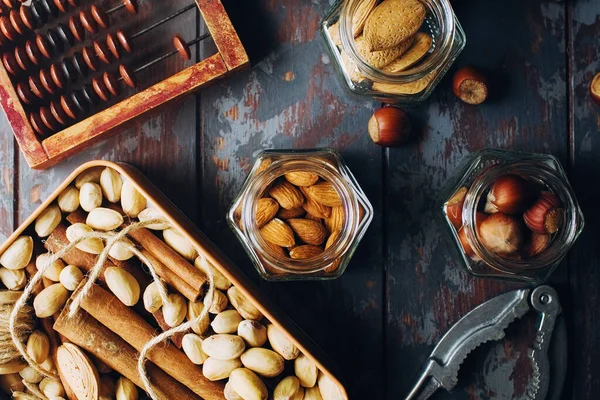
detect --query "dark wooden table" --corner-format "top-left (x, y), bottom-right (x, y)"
top-left (0, 0), bottom-right (598, 398)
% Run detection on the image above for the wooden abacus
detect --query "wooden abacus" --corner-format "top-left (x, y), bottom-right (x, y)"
top-left (0, 0), bottom-right (249, 169)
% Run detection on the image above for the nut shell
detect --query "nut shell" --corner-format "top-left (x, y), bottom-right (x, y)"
top-left (452, 66), bottom-right (488, 105)
top-left (484, 175), bottom-right (537, 214)
top-left (478, 213), bottom-right (525, 255)
top-left (590, 72), bottom-right (600, 105)
top-left (368, 106), bottom-right (411, 147)
top-left (523, 192), bottom-right (564, 234)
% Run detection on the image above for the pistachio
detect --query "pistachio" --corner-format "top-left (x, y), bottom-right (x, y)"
top-left (204, 289), bottom-right (228, 314)
top-left (240, 348), bottom-right (285, 378)
top-left (86, 207), bottom-right (124, 231)
top-left (187, 301), bottom-right (210, 335)
top-left (295, 354), bottom-right (318, 387)
top-left (108, 237), bottom-right (135, 261)
top-left (237, 320), bottom-right (267, 348)
top-left (59, 265), bottom-right (84, 291)
top-left (66, 223), bottom-right (104, 254)
top-left (36, 253), bottom-right (65, 282)
top-left (79, 182), bottom-right (103, 212)
top-left (162, 293), bottom-right (186, 327)
top-left (104, 267), bottom-right (140, 306)
top-left (162, 228), bottom-right (198, 260)
top-left (57, 185), bottom-right (80, 213)
top-left (75, 167), bottom-right (103, 189)
top-left (143, 281), bottom-right (163, 313)
top-left (35, 205), bottom-right (62, 237)
top-left (26, 330), bottom-right (50, 364)
top-left (211, 310), bottom-right (243, 334)
top-left (202, 357), bottom-right (242, 381)
top-left (99, 168), bottom-right (123, 203)
top-left (194, 256), bottom-right (231, 291)
top-left (116, 376), bottom-right (138, 400)
top-left (224, 380), bottom-right (244, 400)
top-left (227, 286), bottom-right (263, 320)
top-left (318, 372), bottom-right (345, 400)
top-left (229, 368), bottom-right (268, 400)
top-left (267, 324), bottom-right (299, 360)
top-left (0, 236), bottom-right (33, 270)
top-left (274, 376), bottom-right (300, 400)
top-left (182, 333), bottom-right (209, 365)
top-left (0, 268), bottom-right (26, 290)
top-left (19, 366), bottom-right (43, 383)
top-left (202, 334), bottom-right (246, 361)
top-left (121, 180), bottom-right (146, 217)
top-left (137, 207), bottom-right (170, 230)
top-left (305, 386), bottom-right (324, 400)
top-left (39, 377), bottom-right (65, 398)
top-left (33, 283), bottom-right (69, 318)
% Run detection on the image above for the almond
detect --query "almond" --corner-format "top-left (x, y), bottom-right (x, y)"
top-left (0, 236), bottom-right (33, 270)
top-left (255, 198), bottom-right (279, 228)
top-left (372, 72), bottom-right (434, 95)
top-left (277, 207), bottom-right (305, 219)
top-left (289, 245), bottom-right (323, 260)
top-left (35, 205), bottom-right (62, 237)
top-left (325, 207), bottom-right (344, 234)
top-left (268, 181), bottom-right (304, 210)
top-left (57, 185), bottom-right (80, 213)
top-left (86, 207), bottom-right (124, 231)
top-left (287, 219), bottom-right (327, 245)
top-left (352, 0), bottom-right (377, 37)
top-left (99, 168), bottom-right (123, 203)
top-left (306, 182), bottom-right (342, 207)
top-left (364, 0), bottom-right (426, 51)
top-left (383, 32), bottom-right (433, 73)
top-left (264, 242), bottom-right (288, 258)
top-left (300, 187), bottom-right (331, 219)
top-left (260, 218), bottom-right (295, 248)
top-left (325, 230), bottom-right (341, 250)
top-left (284, 172), bottom-right (319, 187)
top-left (355, 34), bottom-right (413, 69)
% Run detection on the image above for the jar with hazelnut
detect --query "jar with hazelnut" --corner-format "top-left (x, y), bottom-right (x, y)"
top-left (227, 149), bottom-right (373, 281)
top-left (441, 149), bottom-right (584, 283)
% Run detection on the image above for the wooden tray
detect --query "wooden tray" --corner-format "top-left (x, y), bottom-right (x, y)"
top-left (0, 0), bottom-right (249, 170)
top-left (0, 160), bottom-right (349, 399)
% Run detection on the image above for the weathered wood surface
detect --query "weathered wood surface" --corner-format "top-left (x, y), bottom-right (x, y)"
top-left (0, 0), bottom-right (597, 399)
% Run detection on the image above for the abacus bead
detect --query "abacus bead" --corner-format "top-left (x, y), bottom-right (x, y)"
top-left (116, 30), bottom-right (131, 52)
top-left (16, 82), bottom-right (36, 105)
top-left (40, 0), bottom-right (58, 18)
top-left (119, 64), bottom-right (136, 88)
top-left (81, 46), bottom-right (98, 71)
top-left (106, 33), bottom-right (120, 59)
top-left (2, 52), bottom-right (20, 76)
top-left (173, 35), bottom-right (191, 60)
top-left (29, 75), bottom-right (46, 99)
top-left (90, 5), bottom-right (108, 28)
top-left (66, 0), bottom-right (78, 6)
top-left (40, 69), bottom-right (58, 94)
top-left (93, 41), bottom-right (111, 64)
top-left (35, 34), bottom-right (53, 59)
top-left (9, 9), bottom-right (27, 34)
top-left (79, 9), bottom-right (97, 33)
top-left (29, 1), bottom-right (48, 25)
top-left (2, 0), bottom-right (16, 8)
top-left (19, 6), bottom-right (36, 29)
top-left (68, 15), bottom-right (84, 41)
top-left (30, 112), bottom-right (49, 136)
top-left (92, 77), bottom-right (109, 101)
top-left (123, 0), bottom-right (137, 13)
top-left (25, 40), bottom-right (43, 64)
top-left (81, 84), bottom-right (99, 107)
top-left (49, 64), bottom-right (66, 88)
top-left (52, 0), bottom-right (68, 13)
top-left (39, 106), bottom-right (60, 130)
top-left (0, 16), bottom-right (18, 41)
top-left (59, 58), bottom-right (77, 82)
top-left (50, 100), bottom-right (68, 124)
top-left (72, 52), bottom-right (89, 76)
top-left (60, 94), bottom-right (77, 119)
top-left (103, 72), bottom-right (119, 96)
top-left (0, 31), bottom-right (6, 46)
top-left (70, 90), bottom-right (88, 114)
top-left (14, 46), bottom-right (33, 71)
top-left (56, 22), bottom-right (74, 47)
top-left (45, 30), bottom-right (64, 54)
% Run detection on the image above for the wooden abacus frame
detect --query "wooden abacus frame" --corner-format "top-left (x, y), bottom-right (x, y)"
top-left (0, 0), bottom-right (249, 170)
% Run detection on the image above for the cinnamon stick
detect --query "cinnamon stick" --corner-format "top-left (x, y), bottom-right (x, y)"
top-left (151, 309), bottom-right (186, 348)
top-left (77, 283), bottom-right (223, 399)
top-left (53, 300), bottom-right (200, 400)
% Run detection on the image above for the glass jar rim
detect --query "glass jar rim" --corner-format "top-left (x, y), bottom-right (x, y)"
top-left (241, 157), bottom-right (359, 274)
top-left (462, 161), bottom-right (584, 274)
top-left (339, 0), bottom-right (457, 83)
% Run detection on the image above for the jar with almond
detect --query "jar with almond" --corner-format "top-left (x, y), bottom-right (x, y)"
top-left (441, 149), bottom-right (584, 283)
top-left (227, 149), bottom-right (373, 280)
top-left (322, 0), bottom-right (466, 103)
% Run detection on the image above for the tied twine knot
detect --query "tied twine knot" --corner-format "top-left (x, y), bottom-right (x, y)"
top-left (9, 218), bottom-right (214, 400)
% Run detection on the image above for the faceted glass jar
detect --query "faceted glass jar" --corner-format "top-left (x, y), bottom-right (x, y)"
top-left (441, 149), bottom-right (584, 283)
top-left (322, 0), bottom-right (466, 104)
top-left (227, 149), bottom-right (373, 281)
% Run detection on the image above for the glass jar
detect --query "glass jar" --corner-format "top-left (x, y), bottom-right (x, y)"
top-left (322, 0), bottom-right (466, 103)
top-left (441, 149), bottom-right (584, 283)
top-left (227, 149), bottom-right (373, 281)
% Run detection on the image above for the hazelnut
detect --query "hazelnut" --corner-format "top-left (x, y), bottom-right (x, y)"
top-left (590, 72), bottom-right (600, 105)
top-left (445, 186), bottom-right (467, 229)
top-left (523, 192), bottom-right (564, 234)
top-left (484, 175), bottom-right (537, 214)
top-left (452, 66), bottom-right (488, 104)
top-left (478, 213), bottom-right (525, 255)
top-left (522, 233), bottom-right (551, 258)
top-left (367, 106), bottom-right (411, 147)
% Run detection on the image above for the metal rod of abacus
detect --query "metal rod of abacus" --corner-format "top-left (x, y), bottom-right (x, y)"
top-left (130, 3), bottom-right (195, 40)
top-left (80, 0), bottom-right (137, 33)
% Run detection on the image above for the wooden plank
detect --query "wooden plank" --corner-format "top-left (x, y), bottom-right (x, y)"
top-left (568, 0), bottom-right (600, 398)
top-left (198, 1), bottom-right (384, 397)
top-left (0, 111), bottom-right (14, 243)
top-left (385, 0), bottom-right (568, 398)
